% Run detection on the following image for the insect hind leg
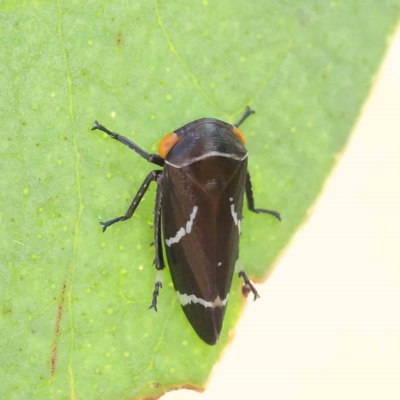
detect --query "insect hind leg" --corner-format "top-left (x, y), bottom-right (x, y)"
top-left (238, 271), bottom-right (260, 301)
top-left (149, 174), bottom-right (165, 312)
top-left (235, 259), bottom-right (260, 301)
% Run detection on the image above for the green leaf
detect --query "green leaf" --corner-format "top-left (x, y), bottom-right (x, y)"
top-left (1, 1), bottom-right (399, 399)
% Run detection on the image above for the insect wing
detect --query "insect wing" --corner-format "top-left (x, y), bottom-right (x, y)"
top-left (162, 157), bottom-right (247, 344)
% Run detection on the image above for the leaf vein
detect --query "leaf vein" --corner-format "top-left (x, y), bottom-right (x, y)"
top-left (232, 3), bottom-right (302, 117)
top-left (154, 0), bottom-right (222, 112)
top-left (56, 0), bottom-right (84, 398)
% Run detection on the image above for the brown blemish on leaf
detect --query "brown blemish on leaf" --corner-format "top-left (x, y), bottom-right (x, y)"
top-left (2, 305), bottom-right (12, 315)
top-left (117, 30), bottom-right (122, 47)
top-left (51, 281), bottom-right (66, 375)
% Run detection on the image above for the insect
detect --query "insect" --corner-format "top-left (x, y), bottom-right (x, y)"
top-left (91, 107), bottom-right (280, 345)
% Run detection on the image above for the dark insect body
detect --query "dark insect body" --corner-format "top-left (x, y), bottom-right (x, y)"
top-left (91, 107), bottom-right (280, 345)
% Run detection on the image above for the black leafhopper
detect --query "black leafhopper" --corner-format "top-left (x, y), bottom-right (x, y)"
top-left (92, 107), bottom-right (280, 344)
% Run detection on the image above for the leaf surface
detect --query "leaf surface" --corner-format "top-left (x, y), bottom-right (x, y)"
top-left (1, 1), bottom-right (399, 399)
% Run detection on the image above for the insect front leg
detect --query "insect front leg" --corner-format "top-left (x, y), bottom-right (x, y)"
top-left (234, 106), bottom-right (255, 127)
top-left (91, 121), bottom-right (165, 167)
top-left (100, 170), bottom-right (163, 232)
top-left (245, 172), bottom-right (281, 221)
top-left (149, 174), bottom-right (165, 312)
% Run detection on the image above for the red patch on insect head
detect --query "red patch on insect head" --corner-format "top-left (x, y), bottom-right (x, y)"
top-left (158, 131), bottom-right (180, 158)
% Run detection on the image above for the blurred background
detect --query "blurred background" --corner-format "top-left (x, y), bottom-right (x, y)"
top-left (165, 25), bottom-right (400, 400)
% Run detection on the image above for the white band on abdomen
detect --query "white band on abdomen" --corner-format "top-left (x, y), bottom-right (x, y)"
top-left (177, 292), bottom-right (229, 308)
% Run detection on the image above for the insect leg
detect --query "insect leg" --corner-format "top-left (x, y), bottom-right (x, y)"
top-left (236, 260), bottom-right (260, 300)
top-left (101, 170), bottom-right (163, 232)
top-left (238, 270), bottom-right (260, 301)
top-left (234, 106), bottom-right (255, 127)
top-left (91, 121), bottom-right (165, 167)
top-left (149, 174), bottom-right (165, 312)
top-left (245, 172), bottom-right (281, 221)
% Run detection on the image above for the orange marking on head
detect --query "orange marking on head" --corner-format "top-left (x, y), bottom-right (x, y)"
top-left (232, 126), bottom-right (246, 145)
top-left (158, 131), bottom-right (180, 158)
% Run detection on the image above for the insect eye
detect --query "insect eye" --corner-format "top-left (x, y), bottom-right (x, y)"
top-left (232, 126), bottom-right (246, 146)
top-left (158, 132), bottom-right (180, 158)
